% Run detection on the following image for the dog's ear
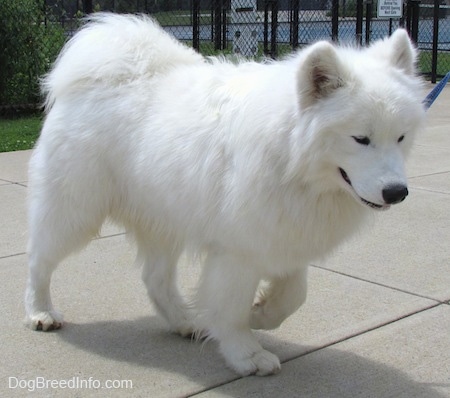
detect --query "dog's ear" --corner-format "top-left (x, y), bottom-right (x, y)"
top-left (297, 41), bottom-right (346, 109)
top-left (387, 29), bottom-right (417, 75)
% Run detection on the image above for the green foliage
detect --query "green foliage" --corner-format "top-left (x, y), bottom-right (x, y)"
top-left (0, 0), bottom-right (66, 106)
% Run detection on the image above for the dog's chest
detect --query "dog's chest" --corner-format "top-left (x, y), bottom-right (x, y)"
top-left (255, 190), bottom-right (368, 271)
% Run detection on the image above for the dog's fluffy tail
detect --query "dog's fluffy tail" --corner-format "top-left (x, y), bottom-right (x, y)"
top-left (42, 13), bottom-right (204, 110)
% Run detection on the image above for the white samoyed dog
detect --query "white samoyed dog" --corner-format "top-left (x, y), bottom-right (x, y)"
top-left (25, 14), bottom-right (425, 376)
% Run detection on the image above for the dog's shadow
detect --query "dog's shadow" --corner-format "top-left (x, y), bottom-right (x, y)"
top-left (57, 316), bottom-right (447, 397)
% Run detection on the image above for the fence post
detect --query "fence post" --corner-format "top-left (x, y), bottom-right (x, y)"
top-left (264, 2), bottom-right (269, 55)
top-left (264, 1), bottom-right (278, 58)
top-left (406, 0), bottom-right (420, 44)
top-left (290, 0), bottom-right (299, 50)
top-left (192, 0), bottom-right (200, 51)
top-left (411, 0), bottom-right (420, 44)
top-left (213, 0), bottom-right (222, 51)
top-left (271, 0), bottom-right (278, 58)
top-left (431, 0), bottom-right (440, 83)
top-left (356, 0), bottom-right (363, 45)
top-left (331, 0), bottom-right (339, 42)
top-left (222, 2), bottom-right (227, 51)
top-left (365, 0), bottom-right (373, 45)
top-left (83, 0), bottom-right (93, 14)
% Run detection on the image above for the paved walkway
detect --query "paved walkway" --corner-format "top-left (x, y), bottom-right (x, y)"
top-left (0, 83), bottom-right (449, 397)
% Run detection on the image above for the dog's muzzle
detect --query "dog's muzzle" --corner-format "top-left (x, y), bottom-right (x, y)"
top-left (339, 167), bottom-right (407, 210)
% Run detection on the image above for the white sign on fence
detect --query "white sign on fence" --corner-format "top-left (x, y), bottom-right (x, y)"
top-left (377, 0), bottom-right (403, 18)
top-left (231, 0), bottom-right (259, 57)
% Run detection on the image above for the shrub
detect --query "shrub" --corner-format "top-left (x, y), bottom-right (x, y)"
top-left (0, 0), bottom-right (66, 107)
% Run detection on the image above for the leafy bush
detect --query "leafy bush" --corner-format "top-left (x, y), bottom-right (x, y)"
top-left (0, 0), bottom-right (66, 107)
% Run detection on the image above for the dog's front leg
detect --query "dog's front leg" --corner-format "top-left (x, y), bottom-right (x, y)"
top-left (250, 266), bottom-right (308, 330)
top-left (195, 250), bottom-right (281, 376)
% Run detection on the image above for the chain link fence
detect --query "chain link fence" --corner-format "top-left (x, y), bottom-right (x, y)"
top-left (418, 1), bottom-right (450, 79)
top-left (1, 0), bottom-right (449, 112)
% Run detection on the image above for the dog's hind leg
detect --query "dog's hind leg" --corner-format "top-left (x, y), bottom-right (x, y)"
top-left (250, 266), bottom-right (308, 330)
top-left (25, 182), bottom-right (106, 331)
top-left (195, 249), bottom-right (281, 376)
top-left (26, 250), bottom-right (65, 331)
top-left (138, 237), bottom-right (194, 337)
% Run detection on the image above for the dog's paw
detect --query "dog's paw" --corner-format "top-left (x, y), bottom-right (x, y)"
top-left (173, 321), bottom-right (195, 338)
top-left (250, 302), bottom-right (282, 330)
top-left (25, 311), bottom-right (63, 331)
top-left (220, 337), bottom-right (281, 376)
top-left (250, 301), bottom-right (267, 330)
top-left (169, 309), bottom-right (197, 338)
top-left (229, 348), bottom-right (281, 376)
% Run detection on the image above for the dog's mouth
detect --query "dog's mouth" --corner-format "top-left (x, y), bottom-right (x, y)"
top-left (339, 168), bottom-right (390, 211)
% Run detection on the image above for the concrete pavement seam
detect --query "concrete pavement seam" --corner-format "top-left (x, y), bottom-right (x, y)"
top-left (310, 264), bottom-right (446, 304)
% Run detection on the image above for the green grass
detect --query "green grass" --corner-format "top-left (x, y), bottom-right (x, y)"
top-left (0, 116), bottom-right (41, 152)
top-left (190, 41), bottom-right (294, 58)
top-left (152, 10), bottom-right (214, 26)
top-left (152, 10), bottom-right (194, 26)
top-left (419, 51), bottom-right (450, 77)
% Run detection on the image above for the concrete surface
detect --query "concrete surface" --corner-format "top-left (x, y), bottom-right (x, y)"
top-left (0, 83), bottom-right (449, 397)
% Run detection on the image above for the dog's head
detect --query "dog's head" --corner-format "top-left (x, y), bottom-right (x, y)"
top-left (295, 29), bottom-right (426, 211)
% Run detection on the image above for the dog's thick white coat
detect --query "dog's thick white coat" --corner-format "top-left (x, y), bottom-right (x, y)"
top-left (26, 14), bottom-right (425, 376)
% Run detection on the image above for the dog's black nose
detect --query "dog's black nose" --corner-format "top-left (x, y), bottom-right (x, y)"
top-left (382, 184), bottom-right (408, 204)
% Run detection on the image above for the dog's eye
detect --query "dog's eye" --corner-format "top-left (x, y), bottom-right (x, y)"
top-left (398, 135), bottom-right (405, 143)
top-left (352, 136), bottom-right (370, 146)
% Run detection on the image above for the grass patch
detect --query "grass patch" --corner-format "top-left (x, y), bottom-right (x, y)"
top-left (418, 50), bottom-right (450, 77)
top-left (0, 116), bottom-right (41, 152)
top-left (152, 10), bottom-right (194, 26)
top-left (188, 41), bottom-right (295, 58)
top-left (152, 10), bottom-right (215, 26)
